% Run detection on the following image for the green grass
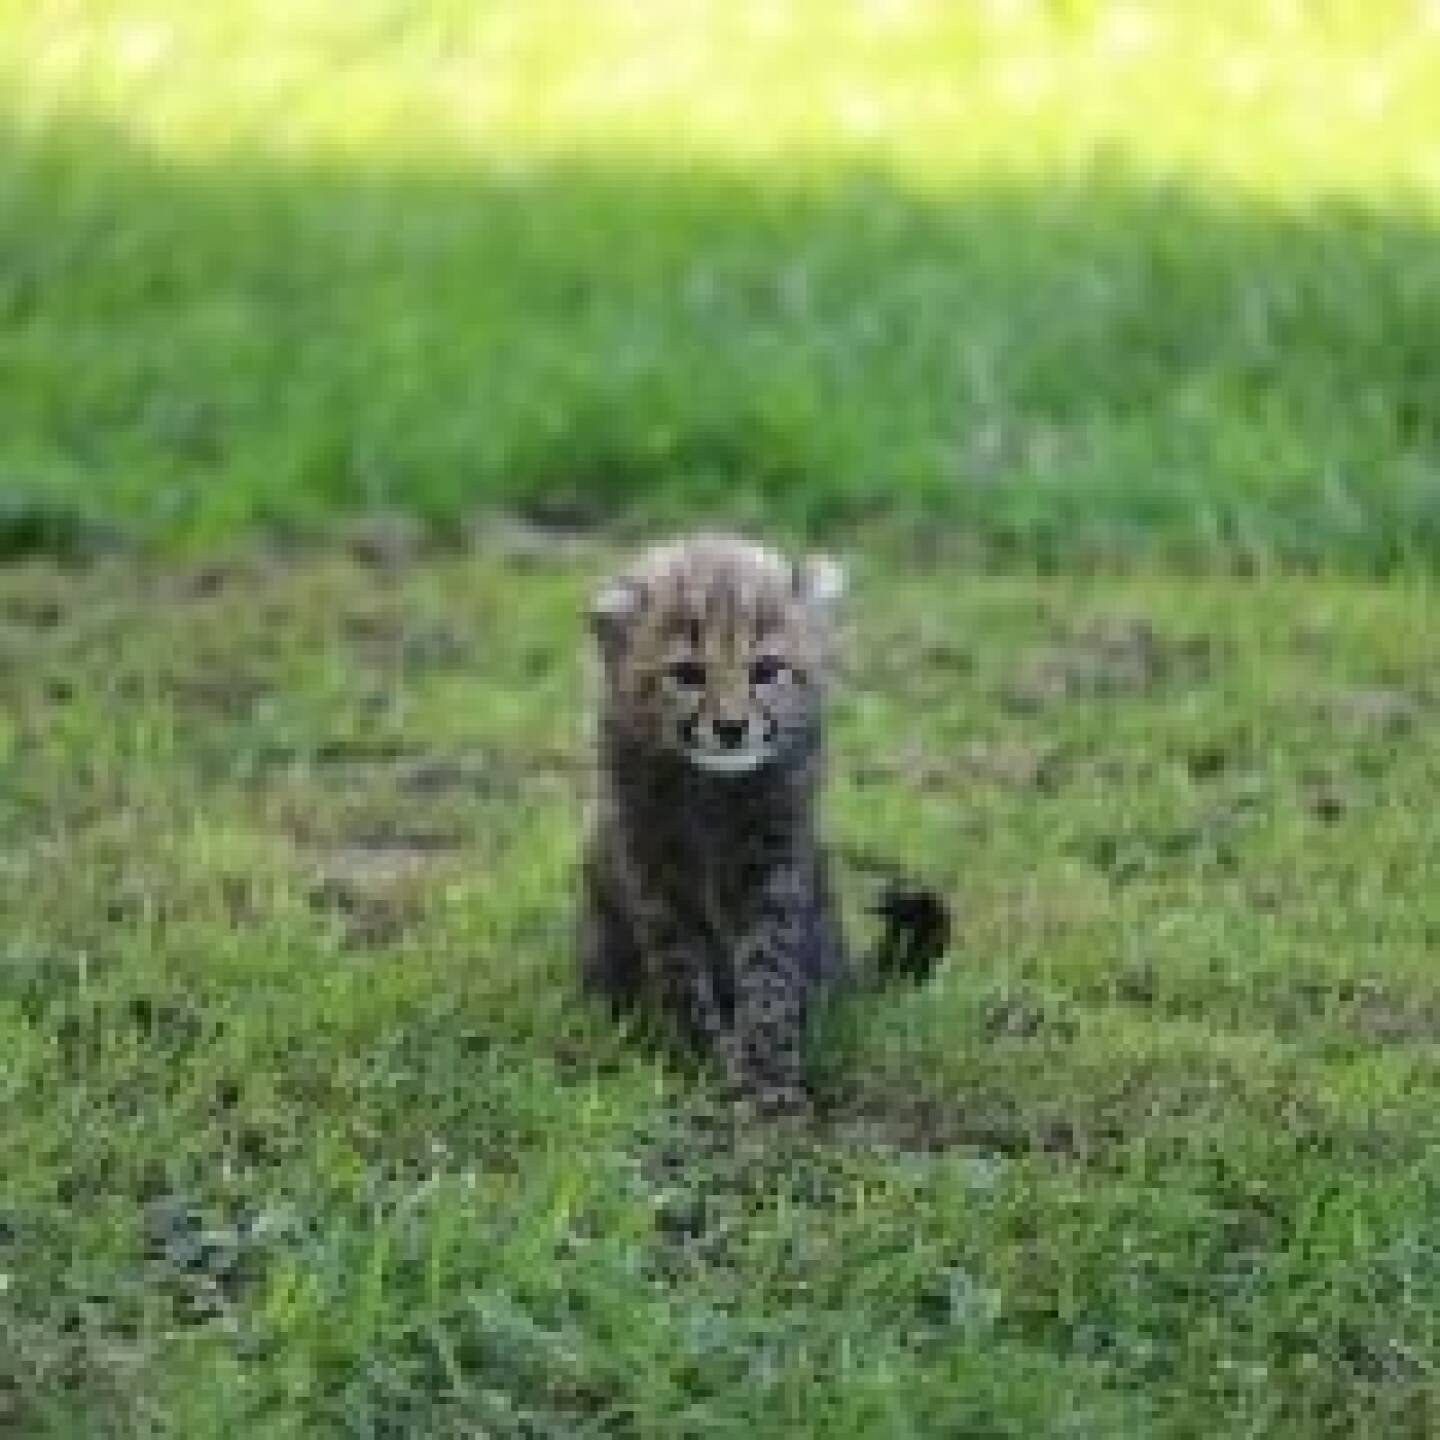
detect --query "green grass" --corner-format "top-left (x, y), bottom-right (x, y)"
top-left (4, 5), bottom-right (1440, 1433)
top-left (2, 1), bottom-right (1440, 565)
top-left (3, 535), bottom-right (1439, 1435)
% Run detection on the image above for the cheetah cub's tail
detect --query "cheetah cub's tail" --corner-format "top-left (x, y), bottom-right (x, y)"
top-left (866, 881), bottom-right (952, 985)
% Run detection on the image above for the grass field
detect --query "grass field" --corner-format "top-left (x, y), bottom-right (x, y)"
top-left (2, 533), bottom-right (1439, 1435)
top-left (3, 0), bottom-right (1440, 564)
top-left (4, 3), bottom-right (1440, 1435)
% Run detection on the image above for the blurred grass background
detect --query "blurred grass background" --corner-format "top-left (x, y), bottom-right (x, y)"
top-left (3, 0), bottom-right (1440, 565)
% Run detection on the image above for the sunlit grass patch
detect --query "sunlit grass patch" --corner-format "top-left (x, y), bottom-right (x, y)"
top-left (1, 2), bottom-right (1440, 565)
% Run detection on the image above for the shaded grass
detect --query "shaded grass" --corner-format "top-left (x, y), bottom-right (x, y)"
top-left (2, 536), bottom-right (1439, 1434)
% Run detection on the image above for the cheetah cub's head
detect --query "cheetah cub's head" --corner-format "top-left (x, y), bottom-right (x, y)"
top-left (589, 532), bottom-right (844, 777)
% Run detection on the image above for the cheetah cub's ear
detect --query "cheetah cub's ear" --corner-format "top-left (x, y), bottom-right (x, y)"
top-left (588, 576), bottom-right (645, 663)
top-left (792, 554), bottom-right (846, 613)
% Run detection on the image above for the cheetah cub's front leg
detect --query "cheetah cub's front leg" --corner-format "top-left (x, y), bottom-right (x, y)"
top-left (727, 857), bottom-right (815, 1111)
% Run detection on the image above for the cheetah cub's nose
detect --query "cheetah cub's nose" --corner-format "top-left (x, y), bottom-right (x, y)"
top-left (713, 718), bottom-right (746, 749)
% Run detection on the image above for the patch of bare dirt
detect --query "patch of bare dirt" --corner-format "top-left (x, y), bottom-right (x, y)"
top-left (468, 511), bottom-right (597, 568)
top-left (337, 609), bottom-right (471, 672)
top-left (834, 1090), bottom-right (1113, 1160)
top-left (957, 738), bottom-right (1067, 790)
top-left (161, 663), bottom-right (274, 717)
top-left (1002, 615), bottom-right (1214, 710)
top-left (1280, 975), bottom-right (1440, 1046)
top-left (853, 738), bottom-right (1066, 793)
top-left (1318, 686), bottom-right (1420, 737)
top-left (306, 842), bottom-right (443, 949)
top-left (0, 592), bottom-right (64, 629)
top-left (979, 987), bottom-right (1079, 1043)
top-left (339, 513), bottom-right (432, 570)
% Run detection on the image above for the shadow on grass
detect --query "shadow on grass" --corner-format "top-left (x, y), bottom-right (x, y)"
top-left (3, 116), bottom-right (1440, 568)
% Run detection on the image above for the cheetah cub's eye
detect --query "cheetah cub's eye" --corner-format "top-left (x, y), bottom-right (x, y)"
top-left (748, 656), bottom-right (786, 686)
top-left (666, 659), bottom-right (707, 688)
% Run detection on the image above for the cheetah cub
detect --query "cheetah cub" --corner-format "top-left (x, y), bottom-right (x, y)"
top-left (579, 532), bottom-right (946, 1111)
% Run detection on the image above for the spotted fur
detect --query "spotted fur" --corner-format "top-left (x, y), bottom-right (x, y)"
top-left (578, 533), bottom-right (878, 1110)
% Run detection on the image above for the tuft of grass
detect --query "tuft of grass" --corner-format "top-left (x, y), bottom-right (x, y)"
top-left (1, 2), bottom-right (1439, 566)
top-left (3, 536), bottom-right (1439, 1435)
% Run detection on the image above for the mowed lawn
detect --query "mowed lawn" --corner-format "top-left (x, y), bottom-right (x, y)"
top-left (2, 536), bottom-right (1438, 1436)
top-left (2, 0), bottom-right (1440, 564)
